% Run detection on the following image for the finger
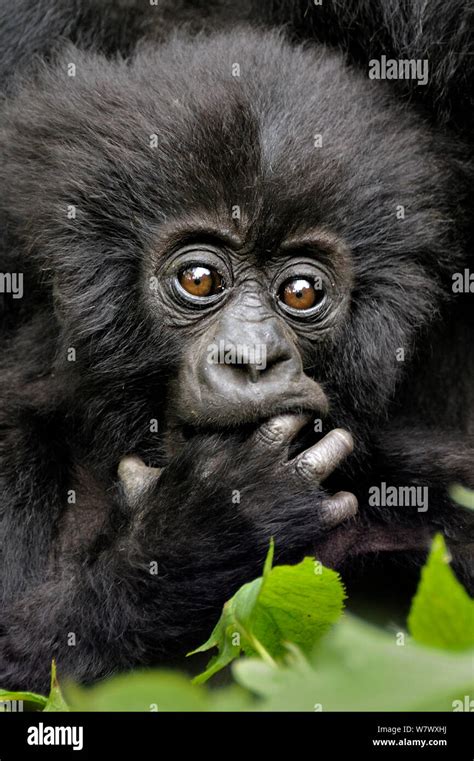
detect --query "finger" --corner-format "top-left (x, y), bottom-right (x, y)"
top-left (320, 490), bottom-right (358, 528)
top-left (252, 413), bottom-right (312, 455)
top-left (292, 428), bottom-right (354, 483)
top-left (118, 455), bottom-right (162, 506)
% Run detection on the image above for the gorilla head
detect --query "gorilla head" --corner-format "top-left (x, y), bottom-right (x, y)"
top-left (1, 30), bottom-right (464, 466)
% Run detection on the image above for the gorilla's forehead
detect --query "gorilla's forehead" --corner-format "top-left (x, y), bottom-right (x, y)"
top-left (124, 35), bottom-right (441, 247)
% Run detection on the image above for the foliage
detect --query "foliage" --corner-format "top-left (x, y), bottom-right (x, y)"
top-left (408, 534), bottom-right (474, 650)
top-left (190, 540), bottom-right (345, 683)
top-left (1, 533), bottom-right (473, 712)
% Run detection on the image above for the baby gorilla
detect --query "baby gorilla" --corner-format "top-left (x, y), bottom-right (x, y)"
top-left (0, 29), bottom-right (471, 690)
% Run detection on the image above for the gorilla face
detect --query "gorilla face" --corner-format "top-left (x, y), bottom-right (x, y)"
top-left (0, 30), bottom-right (463, 460)
top-left (144, 222), bottom-right (352, 433)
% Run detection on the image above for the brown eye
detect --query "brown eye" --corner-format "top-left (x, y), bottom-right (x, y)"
top-left (279, 277), bottom-right (322, 311)
top-left (178, 265), bottom-right (224, 298)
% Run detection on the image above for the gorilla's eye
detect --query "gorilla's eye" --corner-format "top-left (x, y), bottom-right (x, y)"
top-left (279, 277), bottom-right (324, 312)
top-left (178, 265), bottom-right (225, 298)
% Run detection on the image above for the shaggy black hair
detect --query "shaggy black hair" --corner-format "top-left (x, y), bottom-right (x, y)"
top-left (1, 0), bottom-right (473, 134)
top-left (0, 9), bottom-right (473, 692)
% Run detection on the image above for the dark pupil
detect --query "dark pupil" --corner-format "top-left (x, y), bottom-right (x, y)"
top-left (192, 268), bottom-right (207, 285)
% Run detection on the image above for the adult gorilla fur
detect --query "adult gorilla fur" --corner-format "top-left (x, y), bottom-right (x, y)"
top-left (0, 1), bottom-right (473, 691)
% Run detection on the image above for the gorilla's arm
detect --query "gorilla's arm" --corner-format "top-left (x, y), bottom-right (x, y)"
top-left (0, 418), bottom-right (355, 692)
top-left (368, 428), bottom-right (474, 586)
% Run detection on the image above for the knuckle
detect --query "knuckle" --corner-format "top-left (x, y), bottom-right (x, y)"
top-left (295, 453), bottom-right (325, 481)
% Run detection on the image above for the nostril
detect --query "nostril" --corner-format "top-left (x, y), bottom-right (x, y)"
top-left (228, 359), bottom-right (261, 383)
top-left (238, 353), bottom-right (293, 383)
top-left (264, 353), bottom-right (290, 371)
top-left (205, 335), bottom-right (295, 387)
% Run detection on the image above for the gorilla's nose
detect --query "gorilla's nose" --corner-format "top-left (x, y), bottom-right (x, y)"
top-left (187, 311), bottom-right (328, 425)
top-left (204, 311), bottom-right (295, 385)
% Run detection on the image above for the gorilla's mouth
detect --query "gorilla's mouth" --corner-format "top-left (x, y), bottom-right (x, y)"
top-left (179, 412), bottom-right (320, 447)
top-left (119, 412), bottom-right (359, 534)
top-left (165, 403), bottom-right (326, 457)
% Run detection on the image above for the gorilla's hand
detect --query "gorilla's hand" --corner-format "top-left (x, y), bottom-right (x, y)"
top-left (119, 414), bottom-right (357, 566)
top-left (0, 415), bottom-right (356, 692)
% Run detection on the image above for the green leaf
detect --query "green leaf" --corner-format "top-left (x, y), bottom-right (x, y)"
top-left (0, 661), bottom-right (69, 712)
top-left (0, 688), bottom-right (47, 711)
top-left (207, 685), bottom-right (255, 712)
top-left (190, 540), bottom-right (345, 683)
top-left (234, 615), bottom-right (474, 711)
top-left (67, 670), bottom-right (219, 712)
top-left (408, 533), bottom-right (474, 650)
top-left (44, 660), bottom-right (69, 712)
top-left (450, 484), bottom-right (474, 510)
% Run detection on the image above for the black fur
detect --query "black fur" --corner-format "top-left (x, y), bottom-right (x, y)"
top-left (0, 5), bottom-right (473, 692)
top-left (2, 0), bottom-right (473, 133)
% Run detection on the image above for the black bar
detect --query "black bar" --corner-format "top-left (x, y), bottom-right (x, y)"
top-left (0, 712), bottom-right (472, 759)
